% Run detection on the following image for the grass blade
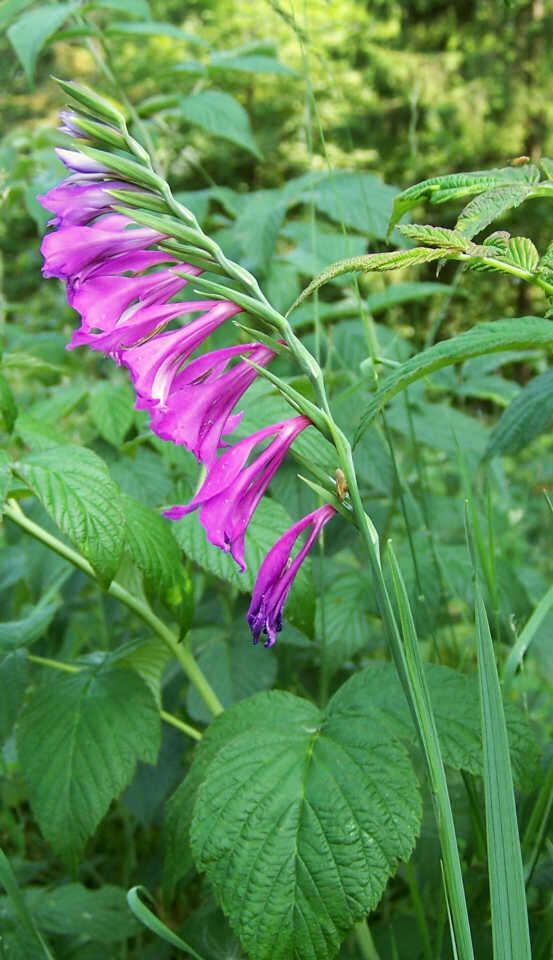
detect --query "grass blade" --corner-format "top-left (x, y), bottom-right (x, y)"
top-left (0, 847), bottom-right (55, 960)
top-left (474, 583), bottom-right (532, 959)
top-left (127, 886), bottom-right (209, 958)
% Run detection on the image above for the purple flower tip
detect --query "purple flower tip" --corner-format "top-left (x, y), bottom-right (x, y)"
top-left (247, 504), bottom-right (337, 647)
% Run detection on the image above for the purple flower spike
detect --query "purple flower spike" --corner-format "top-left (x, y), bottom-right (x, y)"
top-left (68, 269), bottom-right (190, 334)
top-left (55, 148), bottom-right (111, 175)
top-left (40, 215), bottom-right (165, 280)
top-left (165, 416), bottom-right (311, 572)
top-left (120, 300), bottom-right (242, 390)
top-left (145, 341), bottom-right (276, 466)
top-left (247, 504), bottom-right (337, 646)
top-left (37, 179), bottom-right (134, 228)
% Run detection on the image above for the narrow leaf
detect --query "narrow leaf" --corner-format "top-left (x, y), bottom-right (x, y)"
top-left (354, 317), bottom-right (553, 445)
top-left (127, 887), bottom-right (208, 958)
top-left (474, 585), bottom-right (531, 960)
top-left (0, 849), bottom-right (54, 960)
top-left (456, 185), bottom-right (532, 239)
top-left (486, 367), bottom-right (553, 458)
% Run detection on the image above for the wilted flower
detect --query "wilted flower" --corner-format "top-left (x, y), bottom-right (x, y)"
top-left (247, 504), bottom-right (337, 646)
top-left (165, 416), bottom-right (311, 571)
top-left (143, 341), bottom-right (276, 467)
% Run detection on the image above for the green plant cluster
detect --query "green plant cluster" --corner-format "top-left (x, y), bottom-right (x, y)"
top-left (1, 3), bottom-right (553, 960)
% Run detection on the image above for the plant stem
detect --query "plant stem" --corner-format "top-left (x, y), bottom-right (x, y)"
top-left (5, 500), bottom-right (223, 718)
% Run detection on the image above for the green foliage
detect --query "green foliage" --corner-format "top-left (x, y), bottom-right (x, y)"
top-left (17, 664), bottom-right (160, 863)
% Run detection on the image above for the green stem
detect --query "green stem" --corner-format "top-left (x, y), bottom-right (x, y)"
top-left (5, 501), bottom-right (223, 718)
top-left (354, 919), bottom-right (382, 960)
top-left (26, 655), bottom-right (203, 740)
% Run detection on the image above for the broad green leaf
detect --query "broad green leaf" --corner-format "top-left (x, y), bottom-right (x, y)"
top-left (179, 91), bottom-right (262, 159)
top-left (26, 383), bottom-right (87, 426)
top-left (91, 0), bottom-right (151, 16)
top-left (189, 691), bottom-right (420, 960)
top-left (111, 638), bottom-right (171, 708)
top-left (15, 445), bottom-right (125, 586)
top-left (30, 883), bottom-right (139, 943)
top-left (365, 281), bottom-right (452, 313)
top-left (229, 190), bottom-right (287, 274)
top-left (288, 247), bottom-right (455, 314)
top-left (456, 185), bottom-right (533, 239)
top-left (474, 586), bottom-right (531, 960)
top-left (388, 166), bottom-right (539, 237)
top-left (456, 374), bottom-right (520, 406)
top-left (89, 381), bottom-right (134, 447)
top-left (186, 624), bottom-right (278, 724)
top-left (331, 662), bottom-right (538, 789)
top-left (314, 571), bottom-right (376, 675)
top-left (0, 587), bottom-right (61, 652)
top-left (105, 20), bottom-right (207, 43)
top-left (311, 172), bottom-right (400, 240)
top-left (210, 53), bottom-right (295, 74)
top-left (17, 665), bottom-right (160, 863)
top-left (0, 651), bottom-right (27, 742)
top-left (354, 317), bottom-right (553, 445)
top-left (122, 494), bottom-right (192, 621)
top-left (0, 0), bottom-right (36, 30)
top-left (486, 367), bottom-right (553, 458)
top-left (7, 3), bottom-right (78, 82)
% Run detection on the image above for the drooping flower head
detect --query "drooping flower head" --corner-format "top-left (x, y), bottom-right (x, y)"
top-left (165, 416), bottom-right (311, 571)
top-left (247, 504), bottom-right (337, 646)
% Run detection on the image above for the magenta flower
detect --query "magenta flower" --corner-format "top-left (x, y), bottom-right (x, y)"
top-left (38, 179), bottom-right (134, 228)
top-left (247, 504), bottom-right (337, 646)
top-left (120, 299), bottom-right (242, 389)
top-left (143, 341), bottom-right (276, 466)
top-left (41, 214), bottom-right (165, 280)
top-left (165, 416), bottom-right (311, 572)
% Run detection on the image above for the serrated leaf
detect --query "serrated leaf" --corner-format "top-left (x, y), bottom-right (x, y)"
top-left (288, 247), bottom-right (455, 314)
top-left (354, 317), bottom-right (553, 445)
top-left (111, 638), bottom-right (171, 708)
top-left (31, 883), bottom-right (139, 943)
top-left (89, 382), bottom-right (134, 447)
top-left (505, 236), bottom-right (539, 272)
top-left (15, 446), bottom-right (125, 586)
top-left (189, 691), bottom-right (420, 960)
top-left (7, 3), bottom-right (79, 82)
top-left (456, 185), bottom-right (532, 239)
top-left (400, 224), bottom-right (472, 249)
top-left (122, 494), bottom-right (193, 623)
top-left (17, 665), bottom-right (160, 863)
top-left (0, 587), bottom-right (62, 652)
top-left (388, 167), bottom-right (538, 237)
top-left (486, 367), bottom-right (553, 458)
top-left (186, 625), bottom-right (278, 724)
top-left (540, 157), bottom-right (553, 181)
top-left (179, 91), bottom-right (262, 159)
top-left (0, 651), bottom-right (27, 742)
top-left (330, 662), bottom-right (538, 789)
top-left (539, 238), bottom-right (553, 271)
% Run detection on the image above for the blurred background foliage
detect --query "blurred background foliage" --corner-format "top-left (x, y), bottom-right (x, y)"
top-left (2, 2), bottom-right (553, 958)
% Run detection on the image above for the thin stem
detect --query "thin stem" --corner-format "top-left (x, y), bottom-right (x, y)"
top-left (354, 919), bottom-right (382, 960)
top-left (4, 501), bottom-right (223, 718)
